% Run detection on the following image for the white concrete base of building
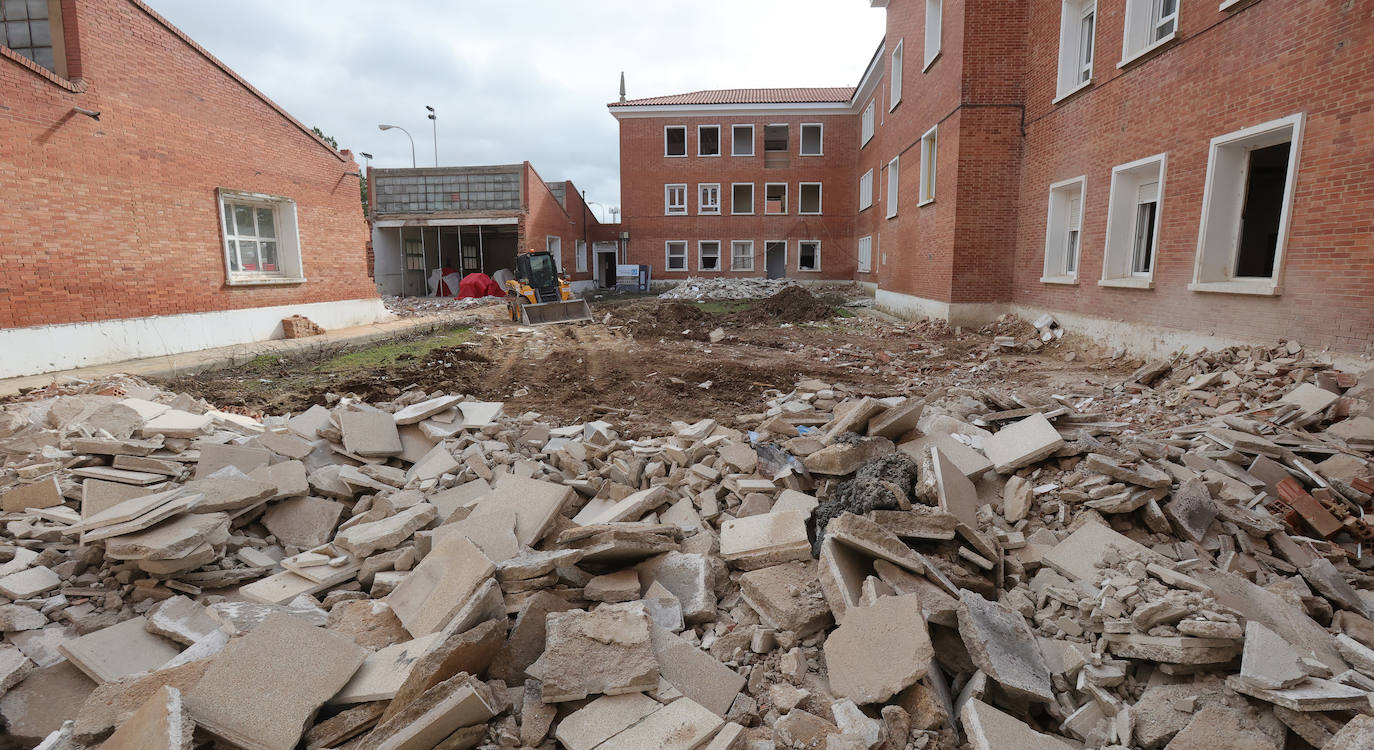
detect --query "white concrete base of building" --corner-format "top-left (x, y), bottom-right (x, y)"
top-left (2, 297), bottom-right (391, 379)
top-left (873, 289), bottom-right (1006, 327)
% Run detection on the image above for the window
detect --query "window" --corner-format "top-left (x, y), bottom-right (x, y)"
top-left (858, 236), bottom-right (873, 273)
top-left (665, 126), bottom-right (687, 157)
top-left (1043, 177), bottom-right (1086, 282)
top-left (698, 183), bottom-right (721, 215)
top-left (731, 240), bottom-right (755, 271)
top-left (798, 241), bottom-right (821, 272)
top-left (698, 241), bottom-right (721, 271)
top-left (1056, 1), bottom-right (1097, 99)
top-left (546, 235), bottom-right (562, 271)
top-left (404, 238), bottom-right (424, 271)
top-left (799, 183), bottom-right (822, 215)
top-left (665, 241), bottom-right (688, 271)
top-left (1191, 114), bottom-right (1303, 295)
top-left (886, 157), bottom-right (900, 218)
top-left (219, 190), bottom-right (303, 284)
top-left (732, 183), bottom-right (754, 215)
top-left (924, 0), bottom-right (943, 69)
top-left (665, 184), bottom-right (688, 215)
top-left (862, 101), bottom-right (876, 146)
top-left (890, 40), bottom-right (904, 109)
top-left (1122, 0), bottom-right (1178, 64)
top-left (764, 125), bottom-right (789, 168)
top-left (698, 125), bottom-right (721, 157)
top-left (575, 240), bottom-right (588, 273)
top-left (1101, 153), bottom-right (1166, 285)
top-left (800, 124), bottom-right (824, 156)
top-left (765, 183), bottom-right (788, 215)
top-left (1, 0), bottom-right (62, 75)
top-left (919, 126), bottom-right (938, 205)
top-left (860, 170), bottom-right (874, 211)
top-left (732, 124), bottom-right (755, 156)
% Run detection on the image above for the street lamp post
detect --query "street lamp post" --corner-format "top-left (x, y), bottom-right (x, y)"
top-left (377, 124), bottom-right (416, 168)
top-left (425, 106), bottom-right (438, 167)
top-left (359, 152), bottom-right (373, 171)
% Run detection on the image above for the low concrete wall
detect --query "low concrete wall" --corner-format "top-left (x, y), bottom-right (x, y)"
top-left (1, 298), bottom-right (390, 379)
top-left (873, 289), bottom-right (1006, 327)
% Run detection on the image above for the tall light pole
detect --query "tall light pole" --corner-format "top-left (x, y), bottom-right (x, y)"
top-left (377, 124), bottom-right (415, 168)
top-left (359, 152), bottom-right (373, 171)
top-left (425, 106), bottom-right (438, 167)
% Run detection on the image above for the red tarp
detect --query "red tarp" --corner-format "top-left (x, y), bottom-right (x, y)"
top-left (457, 272), bottom-right (505, 299)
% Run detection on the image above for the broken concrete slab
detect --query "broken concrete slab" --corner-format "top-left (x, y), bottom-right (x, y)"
top-left (982, 413), bottom-right (1065, 474)
top-left (335, 503), bottom-right (437, 558)
top-left (262, 495), bottom-right (344, 548)
top-left (445, 508), bottom-right (520, 562)
top-left (956, 590), bottom-right (1053, 704)
top-left (900, 433), bottom-right (993, 479)
top-left (527, 602), bottom-right (659, 702)
top-left (382, 616), bottom-right (507, 722)
top-left (185, 613), bottom-right (366, 750)
top-left (584, 569), bottom-right (641, 602)
top-left (1227, 674), bottom-right (1371, 712)
top-left (1164, 478), bottom-right (1218, 543)
top-left (58, 616), bottom-right (183, 684)
top-left (192, 443), bottom-right (271, 479)
top-left (1, 475), bottom-right (61, 512)
top-left (649, 624), bottom-right (746, 716)
top-left (386, 531), bottom-right (495, 637)
top-left (465, 474), bottom-right (572, 546)
top-left (1240, 621), bottom-right (1307, 689)
top-left (140, 410), bottom-right (213, 439)
top-left (804, 437), bottom-right (896, 476)
top-left (636, 551), bottom-right (716, 624)
top-left (1102, 633), bottom-right (1243, 664)
top-left (360, 672), bottom-right (495, 750)
top-left (104, 512), bottom-right (230, 561)
top-left (0, 565), bottom-right (60, 599)
top-left (1325, 715), bottom-right (1374, 750)
top-left (145, 596), bottom-right (219, 646)
top-left (555, 692), bottom-right (662, 750)
top-left (332, 633), bottom-right (442, 704)
top-left (719, 510), bottom-right (811, 570)
top-left (341, 409), bottom-right (404, 457)
top-left (739, 561), bottom-right (832, 636)
top-left (98, 685), bottom-right (193, 750)
top-left (0, 659), bottom-right (96, 745)
top-left (393, 395), bottom-right (464, 425)
top-left (180, 476), bottom-right (275, 514)
top-left (572, 485), bottom-right (669, 526)
top-left (824, 594), bottom-right (931, 704)
top-left (1041, 520), bottom-right (1161, 582)
top-left (595, 696), bottom-right (724, 750)
top-left (1084, 452), bottom-right (1171, 489)
top-left (868, 398), bottom-right (925, 440)
top-left (960, 698), bottom-right (1074, 750)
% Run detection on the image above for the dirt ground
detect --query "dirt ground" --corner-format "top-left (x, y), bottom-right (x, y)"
top-left (156, 288), bottom-right (1135, 437)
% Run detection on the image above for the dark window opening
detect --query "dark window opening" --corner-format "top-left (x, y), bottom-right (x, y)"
top-left (698, 126), bottom-right (720, 156)
top-left (1131, 201), bottom-right (1157, 274)
top-left (764, 125), bottom-right (789, 152)
top-left (665, 127), bottom-right (686, 157)
top-left (1234, 142), bottom-right (1291, 278)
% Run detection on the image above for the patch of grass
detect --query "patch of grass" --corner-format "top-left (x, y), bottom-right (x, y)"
top-left (244, 354), bottom-right (283, 370)
top-left (695, 300), bottom-right (756, 314)
top-left (833, 307), bottom-right (855, 318)
top-left (314, 327), bottom-right (471, 373)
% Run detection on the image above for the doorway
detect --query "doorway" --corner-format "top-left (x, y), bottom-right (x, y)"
top-left (594, 243), bottom-right (618, 288)
top-left (765, 241), bottom-right (786, 280)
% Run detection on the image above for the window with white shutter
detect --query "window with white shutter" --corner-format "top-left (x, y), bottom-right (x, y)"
top-left (1042, 177), bottom-right (1086, 282)
top-left (1101, 154), bottom-right (1166, 285)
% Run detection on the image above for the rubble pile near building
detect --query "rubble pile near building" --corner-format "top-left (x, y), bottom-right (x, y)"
top-left (0, 341), bottom-right (1370, 749)
top-left (658, 277), bottom-right (805, 301)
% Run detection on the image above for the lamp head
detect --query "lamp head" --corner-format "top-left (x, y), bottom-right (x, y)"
top-left (378, 124), bottom-right (396, 131)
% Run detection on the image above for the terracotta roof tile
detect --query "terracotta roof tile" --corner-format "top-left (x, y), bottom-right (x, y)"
top-left (609, 87), bottom-right (856, 107)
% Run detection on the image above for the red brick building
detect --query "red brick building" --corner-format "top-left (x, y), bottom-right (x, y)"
top-left (611, 0), bottom-right (1374, 357)
top-left (0, 0), bottom-right (382, 378)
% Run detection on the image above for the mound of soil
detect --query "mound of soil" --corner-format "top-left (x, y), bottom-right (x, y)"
top-left (746, 286), bottom-right (836, 323)
top-left (618, 301), bottom-right (715, 341)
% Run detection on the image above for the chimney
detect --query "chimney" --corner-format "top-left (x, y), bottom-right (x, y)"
top-left (618, 71), bottom-right (626, 104)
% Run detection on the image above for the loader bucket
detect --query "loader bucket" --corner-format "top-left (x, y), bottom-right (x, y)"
top-left (519, 298), bottom-right (593, 325)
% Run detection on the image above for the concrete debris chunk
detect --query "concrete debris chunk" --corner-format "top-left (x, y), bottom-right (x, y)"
top-left (595, 696), bottom-right (724, 750)
top-left (956, 590), bottom-right (1053, 704)
top-left (1240, 621), bottom-right (1307, 690)
top-left (982, 413), bottom-right (1065, 473)
top-left (527, 602), bottom-right (659, 702)
top-left (960, 698), bottom-right (1075, 750)
top-left (98, 685), bottom-right (193, 750)
top-left (824, 594), bottom-right (932, 704)
top-left (386, 529), bottom-right (494, 637)
top-left (719, 510), bottom-right (811, 570)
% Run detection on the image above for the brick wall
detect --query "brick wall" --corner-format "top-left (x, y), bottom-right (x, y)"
top-left (0, 0), bottom-right (376, 331)
top-left (617, 115), bottom-right (859, 280)
top-left (522, 165), bottom-right (600, 283)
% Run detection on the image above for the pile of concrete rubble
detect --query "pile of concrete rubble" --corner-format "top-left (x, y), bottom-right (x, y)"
top-left (658, 278), bottom-right (803, 301)
top-left (0, 342), bottom-right (1371, 750)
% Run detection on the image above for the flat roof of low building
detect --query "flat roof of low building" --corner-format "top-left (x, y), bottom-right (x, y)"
top-left (608, 87), bottom-right (856, 108)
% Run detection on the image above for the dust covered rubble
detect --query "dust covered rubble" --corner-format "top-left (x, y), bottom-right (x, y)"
top-left (0, 340), bottom-right (1368, 749)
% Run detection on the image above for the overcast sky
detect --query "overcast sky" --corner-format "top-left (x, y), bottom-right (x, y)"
top-left (146, 1), bottom-right (886, 221)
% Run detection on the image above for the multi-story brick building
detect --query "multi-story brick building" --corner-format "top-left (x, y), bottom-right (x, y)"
top-left (611, 0), bottom-right (1374, 358)
top-left (0, 0), bottom-right (383, 378)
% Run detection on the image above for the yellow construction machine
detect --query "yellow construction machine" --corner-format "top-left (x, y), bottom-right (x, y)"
top-left (505, 250), bottom-right (593, 325)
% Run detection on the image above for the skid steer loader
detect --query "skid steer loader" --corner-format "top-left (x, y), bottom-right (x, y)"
top-left (505, 250), bottom-right (593, 325)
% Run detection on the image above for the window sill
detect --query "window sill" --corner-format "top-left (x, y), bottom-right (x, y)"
top-left (698, 211), bottom-right (720, 216)
top-left (227, 275), bottom-right (307, 287)
top-left (731, 212), bottom-right (755, 216)
top-left (889, 99), bottom-right (901, 113)
top-left (923, 51), bottom-right (940, 73)
top-left (697, 154), bottom-right (721, 158)
top-left (1188, 279), bottom-right (1281, 296)
top-left (664, 154), bottom-right (687, 159)
top-left (800, 152), bottom-right (824, 157)
top-left (665, 212), bottom-right (687, 217)
top-left (798, 211), bottom-right (822, 216)
top-left (0, 47), bottom-right (85, 93)
top-left (798, 268), bottom-right (823, 273)
top-left (918, 197), bottom-right (935, 207)
top-left (1040, 275), bottom-right (1079, 285)
top-left (1052, 79), bottom-right (1093, 105)
top-left (1219, 0), bottom-right (1256, 9)
top-left (1118, 32), bottom-right (1178, 69)
top-left (732, 152), bottom-right (755, 158)
top-left (765, 212), bottom-right (788, 217)
top-left (1098, 277), bottom-right (1154, 289)
top-left (886, 213), bottom-right (898, 220)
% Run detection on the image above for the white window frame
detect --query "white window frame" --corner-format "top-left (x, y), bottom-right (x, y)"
top-left (218, 189), bottom-right (305, 285)
top-left (857, 235), bottom-right (873, 273)
top-left (1055, 0), bottom-right (1097, 102)
top-left (924, 0), bottom-right (943, 70)
top-left (546, 235), bottom-right (563, 272)
top-left (765, 183), bottom-right (788, 215)
top-left (890, 40), bottom-right (904, 110)
top-left (730, 240), bottom-right (755, 272)
top-left (665, 240), bottom-right (688, 272)
top-left (886, 157), bottom-right (900, 218)
top-left (575, 239), bottom-right (588, 273)
top-left (1190, 113), bottom-right (1304, 296)
top-left (1100, 153), bottom-right (1167, 287)
top-left (698, 240), bottom-right (722, 272)
top-left (919, 126), bottom-right (938, 205)
top-left (697, 124), bottom-right (722, 157)
top-left (664, 125), bottom-right (687, 157)
top-left (1042, 176), bottom-right (1086, 284)
top-left (698, 183), bottom-right (721, 215)
top-left (861, 100), bottom-right (876, 147)
top-left (799, 183), bottom-right (823, 215)
top-left (732, 124), bottom-right (755, 156)
top-left (798, 241), bottom-right (822, 273)
top-left (731, 182), bottom-right (755, 215)
top-left (1120, 0), bottom-right (1178, 67)
top-left (800, 123), bottom-right (824, 156)
top-left (665, 184), bottom-right (688, 216)
top-left (859, 169), bottom-right (875, 211)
